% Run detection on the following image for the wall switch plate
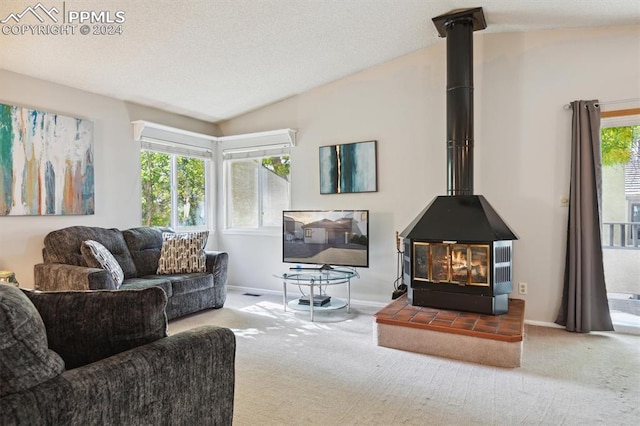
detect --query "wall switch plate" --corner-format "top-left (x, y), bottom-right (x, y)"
top-left (518, 282), bottom-right (528, 295)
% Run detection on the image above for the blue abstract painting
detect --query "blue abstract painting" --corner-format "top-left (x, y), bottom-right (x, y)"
top-left (319, 140), bottom-right (377, 194)
top-left (0, 103), bottom-right (94, 216)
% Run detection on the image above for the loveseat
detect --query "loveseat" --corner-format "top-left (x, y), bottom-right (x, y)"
top-left (0, 284), bottom-right (235, 425)
top-left (34, 226), bottom-right (228, 320)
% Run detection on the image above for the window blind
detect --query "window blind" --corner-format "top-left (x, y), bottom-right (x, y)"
top-left (141, 137), bottom-right (213, 159)
top-left (133, 120), bottom-right (215, 159)
top-left (222, 143), bottom-right (290, 160)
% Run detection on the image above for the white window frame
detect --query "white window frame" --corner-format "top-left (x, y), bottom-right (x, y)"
top-left (133, 120), bottom-right (215, 232)
top-left (219, 129), bottom-right (296, 235)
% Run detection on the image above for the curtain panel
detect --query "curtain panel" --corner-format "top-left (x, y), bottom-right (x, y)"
top-left (556, 100), bottom-right (614, 333)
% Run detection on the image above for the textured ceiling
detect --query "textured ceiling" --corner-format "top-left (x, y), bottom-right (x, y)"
top-left (1, 0), bottom-right (639, 122)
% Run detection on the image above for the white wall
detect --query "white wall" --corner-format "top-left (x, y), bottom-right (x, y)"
top-left (0, 70), bottom-right (220, 288)
top-left (219, 25), bottom-right (640, 323)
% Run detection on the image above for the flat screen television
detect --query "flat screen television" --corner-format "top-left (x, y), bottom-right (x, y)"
top-left (283, 210), bottom-right (369, 270)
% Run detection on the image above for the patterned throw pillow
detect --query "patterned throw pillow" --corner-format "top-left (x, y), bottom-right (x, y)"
top-left (80, 240), bottom-right (125, 288)
top-left (157, 231), bottom-right (209, 274)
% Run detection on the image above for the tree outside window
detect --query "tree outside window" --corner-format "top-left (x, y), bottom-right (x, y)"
top-left (601, 124), bottom-right (640, 246)
top-left (141, 149), bottom-right (207, 229)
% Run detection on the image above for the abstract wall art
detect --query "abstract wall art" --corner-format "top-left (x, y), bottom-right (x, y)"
top-left (0, 103), bottom-right (94, 216)
top-left (319, 140), bottom-right (377, 194)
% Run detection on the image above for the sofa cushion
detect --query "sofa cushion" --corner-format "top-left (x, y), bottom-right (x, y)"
top-left (43, 226), bottom-right (138, 279)
top-left (80, 240), bottom-right (125, 288)
top-left (157, 231), bottom-right (208, 274)
top-left (148, 273), bottom-right (213, 297)
top-left (24, 287), bottom-right (168, 370)
top-left (123, 227), bottom-right (174, 277)
top-left (0, 285), bottom-right (65, 397)
top-left (119, 277), bottom-right (173, 297)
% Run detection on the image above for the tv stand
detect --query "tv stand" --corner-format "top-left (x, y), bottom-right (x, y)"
top-left (278, 268), bottom-right (357, 321)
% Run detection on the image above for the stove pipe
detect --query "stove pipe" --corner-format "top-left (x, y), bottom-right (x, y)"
top-left (400, 7), bottom-right (517, 243)
top-left (433, 8), bottom-right (487, 196)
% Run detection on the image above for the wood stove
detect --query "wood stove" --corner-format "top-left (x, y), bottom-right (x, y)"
top-left (400, 8), bottom-right (517, 315)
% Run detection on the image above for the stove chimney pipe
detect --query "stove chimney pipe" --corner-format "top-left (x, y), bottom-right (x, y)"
top-left (433, 8), bottom-right (486, 196)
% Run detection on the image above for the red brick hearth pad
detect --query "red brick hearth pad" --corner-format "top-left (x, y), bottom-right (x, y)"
top-left (374, 295), bottom-right (525, 367)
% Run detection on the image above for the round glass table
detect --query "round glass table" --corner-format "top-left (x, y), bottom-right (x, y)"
top-left (278, 269), bottom-right (358, 321)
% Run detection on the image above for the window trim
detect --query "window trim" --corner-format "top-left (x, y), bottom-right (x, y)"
top-left (134, 121), bottom-right (216, 232)
top-left (219, 131), bottom-right (295, 234)
top-left (134, 122), bottom-right (297, 235)
top-left (222, 150), bottom-right (291, 232)
top-left (140, 147), bottom-right (212, 232)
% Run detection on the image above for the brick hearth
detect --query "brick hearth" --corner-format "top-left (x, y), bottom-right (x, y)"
top-left (374, 295), bottom-right (525, 367)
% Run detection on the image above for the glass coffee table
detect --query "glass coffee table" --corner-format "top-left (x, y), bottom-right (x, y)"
top-left (278, 269), bottom-right (358, 321)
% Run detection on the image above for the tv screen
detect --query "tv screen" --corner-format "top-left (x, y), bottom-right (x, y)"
top-left (283, 210), bottom-right (369, 269)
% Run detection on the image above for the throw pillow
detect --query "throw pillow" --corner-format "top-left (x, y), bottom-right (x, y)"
top-left (81, 240), bottom-right (125, 288)
top-left (0, 285), bottom-right (65, 397)
top-left (157, 231), bottom-right (209, 274)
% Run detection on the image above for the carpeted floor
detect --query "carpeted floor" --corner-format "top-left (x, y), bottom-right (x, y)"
top-left (169, 289), bottom-right (640, 425)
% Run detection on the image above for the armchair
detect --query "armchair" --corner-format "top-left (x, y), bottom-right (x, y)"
top-left (0, 285), bottom-right (235, 425)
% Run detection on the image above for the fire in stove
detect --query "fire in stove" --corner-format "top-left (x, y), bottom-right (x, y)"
top-left (414, 242), bottom-right (490, 285)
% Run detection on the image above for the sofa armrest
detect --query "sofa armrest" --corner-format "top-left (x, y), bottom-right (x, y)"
top-left (205, 251), bottom-right (228, 285)
top-left (0, 326), bottom-right (236, 425)
top-left (23, 287), bottom-right (168, 370)
top-left (34, 263), bottom-right (116, 291)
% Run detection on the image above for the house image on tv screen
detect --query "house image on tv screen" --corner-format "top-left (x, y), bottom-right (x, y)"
top-left (283, 210), bottom-right (369, 268)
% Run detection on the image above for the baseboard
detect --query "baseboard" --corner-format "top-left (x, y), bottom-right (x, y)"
top-left (228, 286), bottom-right (582, 326)
top-left (229, 285), bottom-right (282, 297)
top-left (228, 285), bottom-right (387, 308)
top-left (524, 320), bottom-right (564, 329)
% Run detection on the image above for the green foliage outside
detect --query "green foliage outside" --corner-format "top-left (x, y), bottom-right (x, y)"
top-left (140, 151), bottom-right (206, 227)
top-left (262, 155), bottom-right (290, 180)
top-left (141, 151), bottom-right (170, 226)
top-left (177, 156), bottom-right (206, 226)
top-left (601, 126), bottom-right (640, 166)
top-left (141, 151), bottom-right (287, 228)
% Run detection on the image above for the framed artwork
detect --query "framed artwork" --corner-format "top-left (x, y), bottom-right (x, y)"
top-left (0, 103), bottom-right (94, 216)
top-left (319, 140), bottom-right (377, 194)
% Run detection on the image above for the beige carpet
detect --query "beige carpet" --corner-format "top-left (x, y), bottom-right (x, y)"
top-left (169, 289), bottom-right (640, 425)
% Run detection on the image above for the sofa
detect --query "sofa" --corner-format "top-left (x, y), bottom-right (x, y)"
top-left (34, 226), bottom-right (228, 320)
top-left (0, 284), bottom-right (236, 425)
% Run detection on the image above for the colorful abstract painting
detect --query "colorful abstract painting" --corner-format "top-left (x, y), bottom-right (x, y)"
top-left (319, 140), bottom-right (377, 194)
top-left (0, 104), bottom-right (94, 215)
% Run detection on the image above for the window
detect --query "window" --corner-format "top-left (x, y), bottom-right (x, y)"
top-left (223, 145), bottom-right (290, 230)
top-left (600, 112), bottom-right (640, 333)
top-left (135, 121), bottom-right (214, 231)
top-left (141, 150), bottom-right (209, 229)
top-left (601, 121), bottom-right (640, 246)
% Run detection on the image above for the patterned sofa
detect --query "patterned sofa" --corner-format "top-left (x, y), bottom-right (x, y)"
top-left (0, 284), bottom-right (235, 424)
top-left (33, 226), bottom-right (228, 320)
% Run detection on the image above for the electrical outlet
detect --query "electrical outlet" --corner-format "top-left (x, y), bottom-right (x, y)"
top-left (518, 282), bottom-right (528, 295)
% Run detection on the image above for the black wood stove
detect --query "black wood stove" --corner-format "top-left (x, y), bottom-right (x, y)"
top-left (400, 7), bottom-right (518, 315)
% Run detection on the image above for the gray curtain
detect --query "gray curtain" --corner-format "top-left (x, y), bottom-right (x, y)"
top-left (556, 100), bottom-right (614, 332)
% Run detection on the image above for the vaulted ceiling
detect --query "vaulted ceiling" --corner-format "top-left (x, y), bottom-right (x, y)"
top-left (1, 0), bottom-right (639, 122)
